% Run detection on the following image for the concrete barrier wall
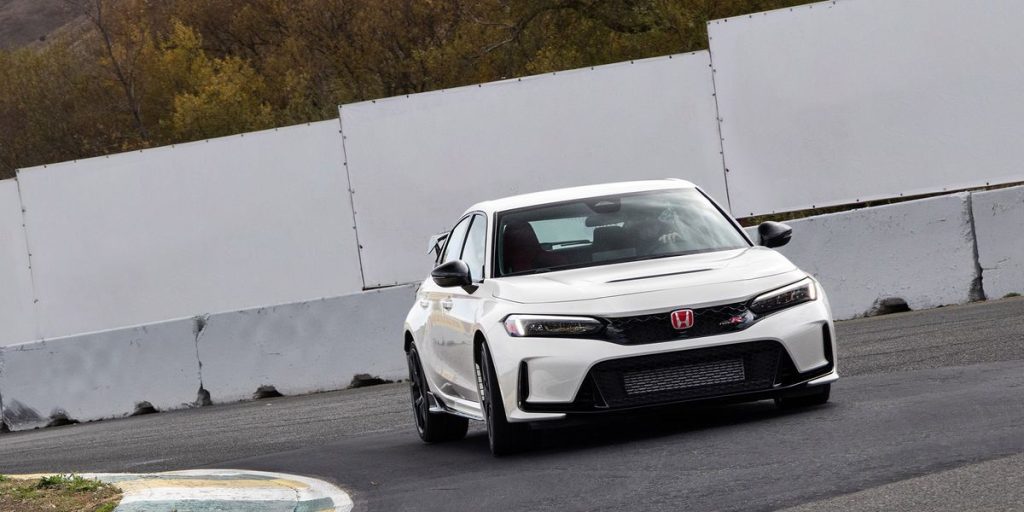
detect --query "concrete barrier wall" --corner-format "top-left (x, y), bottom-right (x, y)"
top-left (0, 318), bottom-right (201, 431)
top-left (3, 187), bottom-right (1021, 432)
top-left (971, 185), bottom-right (1024, 299)
top-left (15, 120), bottom-right (362, 342)
top-left (709, 0), bottom-right (1024, 216)
top-left (197, 286), bottom-right (414, 404)
top-left (0, 179), bottom-right (36, 346)
top-left (0, 286), bottom-right (413, 431)
top-left (746, 193), bottom-right (980, 320)
top-left (341, 53), bottom-right (726, 288)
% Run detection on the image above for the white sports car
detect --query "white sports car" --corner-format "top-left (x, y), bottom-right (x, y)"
top-left (404, 180), bottom-right (837, 456)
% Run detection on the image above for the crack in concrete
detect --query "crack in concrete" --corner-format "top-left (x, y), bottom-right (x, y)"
top-left (966, 194), bottom-right (987, 302)
top-left (289, 483), bottom-right (302, 512)
top-left (192, 315), bottom-right (212, 406)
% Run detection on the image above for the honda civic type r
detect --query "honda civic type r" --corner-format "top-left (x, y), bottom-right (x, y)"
top-left (404, 180), bottom-right (837, 455)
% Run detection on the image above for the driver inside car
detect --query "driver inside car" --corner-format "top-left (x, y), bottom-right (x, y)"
top-left (625, 206), bottom-right (689, 251)
top-left (502, 221), bottom-right (568, 274)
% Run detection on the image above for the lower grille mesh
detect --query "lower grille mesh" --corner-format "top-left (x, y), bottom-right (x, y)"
top-left (587, 340), bottom-right (783, 408)
top-left (622, 359), bottom-right (745, 395)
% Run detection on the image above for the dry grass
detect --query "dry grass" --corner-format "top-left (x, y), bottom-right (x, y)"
top-left (0, 0), bottom-right (76, 48)
top-left (0, 474), bottom-right (121, 512)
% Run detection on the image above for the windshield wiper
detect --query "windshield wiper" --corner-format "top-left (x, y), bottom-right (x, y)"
top-left (500, 247), bottom-right (738, 277)
top-left (503, 266), bottom-right (565, 277)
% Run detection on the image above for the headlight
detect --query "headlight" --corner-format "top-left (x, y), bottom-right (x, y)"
top-left (749, 277), bottom-right (817, 315)
top-left (503, 315), bottom-right (604, 338)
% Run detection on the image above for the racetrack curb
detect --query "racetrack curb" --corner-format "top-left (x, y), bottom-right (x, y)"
top-left (9, 469), bottom-right (353, 511)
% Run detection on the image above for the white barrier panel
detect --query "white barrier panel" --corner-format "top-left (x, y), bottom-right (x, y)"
top-left (341, 53), bottom-right (726, 287)
top-left (972, 186), bottom-right (1024, 299)
top-left (197, 286), bottom-right (414, 403)
top-left (0, 318), bottom-right (200, 431)
top-left (16, 121), bottom-right (362, 340)
top-left (709, 0), bottom-right (1024, 216)
top-left (0, 179), bottom-right (36, 346)
top-left (748, 193), bottom-right (978, 320)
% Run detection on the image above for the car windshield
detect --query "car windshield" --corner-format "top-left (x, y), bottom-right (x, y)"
top-left (495, 188), bottom-right (749, 277)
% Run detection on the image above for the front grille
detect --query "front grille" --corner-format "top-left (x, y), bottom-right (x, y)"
top-left (586, 340), bottom-right (783, 408)
top-left (603, 302), bottom-right (752, 344)
top-left (622, 358), bottom-right (745, 395)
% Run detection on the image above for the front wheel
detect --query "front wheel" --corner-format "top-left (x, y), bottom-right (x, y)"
top-left (775, 383), bottom-right (831, 409)
top-left (477, 342), bottom-right (528, 456)
top-left (407, 345), bottom-right (468, 443)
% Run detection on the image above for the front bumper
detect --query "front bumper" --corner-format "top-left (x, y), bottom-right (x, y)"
top-left (484, 295), bottom-right (837, 422)
top-left (522, 335), bottom-right (834, 413)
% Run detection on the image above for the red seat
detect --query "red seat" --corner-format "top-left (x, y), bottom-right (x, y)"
top-left (502, 222), bottom-right (566, 274)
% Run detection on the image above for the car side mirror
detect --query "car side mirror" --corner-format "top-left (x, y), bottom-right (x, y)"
top-left (431, 260), bottom-right (472, 287)
top-left (757, 221), bottom-right (792, 248)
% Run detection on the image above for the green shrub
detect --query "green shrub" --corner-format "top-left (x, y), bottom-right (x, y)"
top-left (36, 474), bottom-right (105, 492)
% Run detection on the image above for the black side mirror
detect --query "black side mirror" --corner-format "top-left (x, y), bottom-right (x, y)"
top-left (757, 221), bottom-right (792, 248)
top-left (431, 260), bottom-right (472, 287)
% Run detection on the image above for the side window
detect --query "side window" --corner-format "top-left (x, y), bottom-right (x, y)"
top-left (461, 215), bottom-right (487, 281)
top-left (441, 216), bottom-right (472, 264)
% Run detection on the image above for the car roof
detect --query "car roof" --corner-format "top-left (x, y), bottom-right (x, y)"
top-left (466, 179), bottom-right (698, 216)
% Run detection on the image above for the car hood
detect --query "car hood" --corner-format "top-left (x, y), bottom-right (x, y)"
top-left (490, 247), bottom-right (803, 306)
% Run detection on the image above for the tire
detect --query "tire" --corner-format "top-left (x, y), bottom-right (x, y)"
top-left (775, 383), bottom-right (831, 409)
top-left (407, 345), bottom-right (469, 443)
top-left (477, 342), bottom-right (528, 457)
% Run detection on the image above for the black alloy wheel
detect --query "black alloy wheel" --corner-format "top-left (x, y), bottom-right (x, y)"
top-left (407, 344), bottom-right (468, 442)
top-left (477, 342), bottom-right (528, 456)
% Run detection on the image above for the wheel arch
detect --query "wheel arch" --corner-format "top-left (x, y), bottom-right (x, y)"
top-left (473, 330), bottom-right (487, 365)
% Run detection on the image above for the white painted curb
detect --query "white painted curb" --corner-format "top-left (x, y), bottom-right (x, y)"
top-left (76, 469), bottom-right (354, 511)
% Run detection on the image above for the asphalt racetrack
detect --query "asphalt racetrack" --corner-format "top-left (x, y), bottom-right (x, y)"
top-left (2, 298), bottom-right (1023, 511)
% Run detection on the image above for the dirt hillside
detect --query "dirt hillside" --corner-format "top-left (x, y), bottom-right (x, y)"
top-left (0, 0), bottom-right (78, 49)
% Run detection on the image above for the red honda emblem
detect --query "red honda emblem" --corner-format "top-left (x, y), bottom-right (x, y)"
top-left (670, 309), bottom-right (695, 330)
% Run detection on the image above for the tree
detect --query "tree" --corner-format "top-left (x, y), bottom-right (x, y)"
top-left (0, 42), bottom-right (128, 179)
top-left (64, 0), bottom-right (166, 142)
top-left (168, 54), bottom-right (275, 140)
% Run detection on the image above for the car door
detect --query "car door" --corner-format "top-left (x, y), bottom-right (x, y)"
top-left (421, 215), bottom-right (473, 397)
top-left (438, 213), bottom-right (489, 401)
